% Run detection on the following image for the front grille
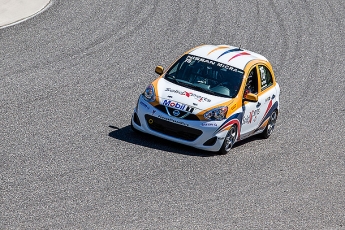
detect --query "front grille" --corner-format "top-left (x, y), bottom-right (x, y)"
top-left (145, 114), bottom-right (202, 141)
top-left (155, 105), bottom-right (200, 121)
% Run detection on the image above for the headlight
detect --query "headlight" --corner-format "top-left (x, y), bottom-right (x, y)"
top-left (143, 84), bottom-right (155, 102)
top-left (204, 106), bottom-right (228, 121)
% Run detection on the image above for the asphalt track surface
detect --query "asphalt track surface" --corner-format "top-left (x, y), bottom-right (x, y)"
top-left (1, 0), bottom-right (344, 229)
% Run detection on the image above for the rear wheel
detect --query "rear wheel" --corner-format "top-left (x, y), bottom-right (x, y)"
top-left (219, 125), bottom-right (237, 155)
top-left (261, 110), bottom-right (277, 139)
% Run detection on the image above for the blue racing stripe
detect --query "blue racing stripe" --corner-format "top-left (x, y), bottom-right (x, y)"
top-left (217, 48), bottom-right (243, 59)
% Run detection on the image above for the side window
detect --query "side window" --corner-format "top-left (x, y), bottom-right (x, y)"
top-left (259, 65), bottom-right (273, 90)
top-left (245, 67), bottom-right (258, 95)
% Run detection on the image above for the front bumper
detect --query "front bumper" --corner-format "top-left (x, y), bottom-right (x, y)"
top-left (131, 96), bottom-right (230, 152)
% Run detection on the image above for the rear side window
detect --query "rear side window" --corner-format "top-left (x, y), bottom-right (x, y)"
top-left (259, 65), bottom-right (273, 90)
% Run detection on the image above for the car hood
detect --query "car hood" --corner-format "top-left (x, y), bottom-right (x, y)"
top-left (156, 78), bottom-right (233, 113)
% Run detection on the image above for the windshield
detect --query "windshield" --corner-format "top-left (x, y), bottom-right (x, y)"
top-left (164, 54), bottom-right (244, 98)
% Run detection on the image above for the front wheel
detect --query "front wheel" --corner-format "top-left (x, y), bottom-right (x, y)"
top-left (219, 125), bottom-right (237, 155)
top-left (261, 110), bottom-right (278, 139)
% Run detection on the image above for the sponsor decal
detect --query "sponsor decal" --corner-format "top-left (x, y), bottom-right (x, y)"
top-left (158, 115), bottom-right (189, 127)
top-left (254, 101), bottom-right (278, 133)
top-left (216, 63), bottom-right (242, 72)
top-left (152, 110), bottom-right (156, 116)
top-left (165, 88), bottom-right (211, 102)
top-left (243, 108), bottom-right (260, 124)
top-left (260, 66), bottom-right (267, 87)
top-left (139, 101), bottom-right (150, 110)
top-left (201, 123), bottom-right (218, 127)
top-left (185, 55), bottom-right (216, 65)
top-left (265, 97), bottom-right (271, 103)
top-left (185, 55), bottom-right (244, 74)
top-left (163, 99), bottom-right (195, 112)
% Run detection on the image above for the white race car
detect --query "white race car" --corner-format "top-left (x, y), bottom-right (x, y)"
top-left (131, 45), bottom-right (280, 154)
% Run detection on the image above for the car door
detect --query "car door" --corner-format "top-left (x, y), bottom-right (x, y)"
top-left (240, 63), bottom-right (277, 138)
top-left (240, 65), bottom-right (262, 138)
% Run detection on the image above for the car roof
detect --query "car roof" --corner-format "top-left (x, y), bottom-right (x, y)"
top-left (188, 45), bottom-right (268, 70)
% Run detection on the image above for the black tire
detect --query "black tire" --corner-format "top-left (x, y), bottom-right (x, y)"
top-left (261, 110), bottom-right (278, 139)
top-left (219, 125), bottom-right (237, 155)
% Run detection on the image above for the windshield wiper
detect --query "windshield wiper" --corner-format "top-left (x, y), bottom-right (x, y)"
top-left (165, 74), bottom-right (179, 83)
top-left (186, 84), bottom-right (218, 96)
top-left (165, 74), bottom-right (192, 87)
top-left (165, 75), bottom-right (226, 97)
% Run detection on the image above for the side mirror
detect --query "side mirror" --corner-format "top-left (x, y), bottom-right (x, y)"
top-left (244, 93), bottom-right (258, 102)
top-left (155, 66), bottom-right (164, 75)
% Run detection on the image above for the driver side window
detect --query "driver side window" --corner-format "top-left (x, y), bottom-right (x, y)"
top-left (245, 67), bottom-right (258, 95)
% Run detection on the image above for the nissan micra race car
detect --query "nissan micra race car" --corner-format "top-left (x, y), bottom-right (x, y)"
top-left (131, 45), bottom-right (280, 154)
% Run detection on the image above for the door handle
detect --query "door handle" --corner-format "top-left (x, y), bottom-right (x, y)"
top-left (256, 102), bottom-right (261, 107)
top-left (272, 94), bottom-right (276, 99)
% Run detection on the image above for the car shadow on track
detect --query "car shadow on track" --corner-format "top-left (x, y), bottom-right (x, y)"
top-left (108, 125), bottom-right (218, 157)
top-left (233, 135), bottom-right (263, 148)
top-left (108, 125), bottom-right (264, 157)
